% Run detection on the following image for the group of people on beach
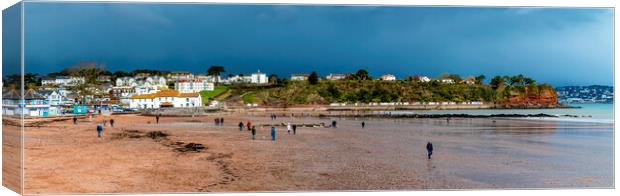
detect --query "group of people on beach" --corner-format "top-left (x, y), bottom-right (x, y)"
top-left (214, 117), bottom-right (225, 126)
top-left (85, 112), bottom-right (436, 159)
top-left (287, 123), bottom-right (297, 135)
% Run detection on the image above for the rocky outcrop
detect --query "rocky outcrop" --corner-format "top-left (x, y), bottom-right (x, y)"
top-left (499, 86), bottom-right (559, 108)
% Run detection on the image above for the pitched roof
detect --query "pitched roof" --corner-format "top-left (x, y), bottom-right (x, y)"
top-left (2, 90), bottom-right (20, 99)
top-left (24, 89), bottom-right (46, 100)
top-left (179, 92), bottom-right (200, 97)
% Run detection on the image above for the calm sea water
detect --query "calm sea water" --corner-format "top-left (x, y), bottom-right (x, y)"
top-left (342, 104), bottom-right (614, 187)
top-left (387, 103), bottom-right (614, 124)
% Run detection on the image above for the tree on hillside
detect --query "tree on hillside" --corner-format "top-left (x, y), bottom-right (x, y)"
top-left (354, 69), bottom-right (372, 80)
top-left (308, 71), bottom-right (319, 85)
top-left (447, 74), bottom-right (462, 83)
top-left (113, 71), bottom-right (131, 78)
top-left (66, 62), bottom-right (108, 104)
top-left (524, 77), bottom-right (536, 85)
top-left (269, 74), bottom-right (279, 84)
top-left (490, 75), bottom-right (505, 89)
top-left (509, 74), bottom-right (525, 86)
top-left (475, 75), bottom-right (486, 84)
top-left (47, 72), bottom-right (66, 78)
top-left (207, 65), bottom-right (225, 77)
top-left (24, 73), bottom-right (40, 87)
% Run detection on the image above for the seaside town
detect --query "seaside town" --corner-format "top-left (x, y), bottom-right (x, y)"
top-left (556, 85), bottom-right (614, 104)
top-left (2, 64), bottom-right (509, 118)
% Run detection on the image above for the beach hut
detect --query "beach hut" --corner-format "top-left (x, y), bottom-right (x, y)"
top-left (73, 105), bottom-right (88, 114)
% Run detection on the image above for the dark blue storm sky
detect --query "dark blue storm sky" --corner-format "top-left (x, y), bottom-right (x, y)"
top-left (21, 2), bottom-right (613, 86)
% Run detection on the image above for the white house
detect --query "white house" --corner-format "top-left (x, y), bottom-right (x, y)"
top-left (41, 76), bottom-right (84, 87)
top-left (97, 75), bottom-right (112, 83)
top-left (195, 75), bottom-right (223, 83)
top-left (439, 78), bottom-right (455, 84)
top-left (228, 70), bottom-right (268, 84)
top-left (167, 72), bottom-right (194, 82)
top-left (38, 89), bottom-right (70, 106)
top-left (129, 90), bottom-right (202, 109)
top-left (326, 73), bottom-right (347, 80)
top-left (461, 76), bottom-right (476, 85)
top-left (115, 77), bottom-right (136, 87)
top-left (175, 79), bottom-right (214, 93)
top-left (250, 70), bottom-right (268, 84)
top-left (145, 76), bottom-right (168, 87)
top-left (412, 76), bottom-right (431, 82)
top-left (380, 74), bottom-right (397, 81)
top-left (290, 74), bottom-right (309, 81)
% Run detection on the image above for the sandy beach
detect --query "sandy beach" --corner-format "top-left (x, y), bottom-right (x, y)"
top-left (3, 112), bottom-right (614, 194)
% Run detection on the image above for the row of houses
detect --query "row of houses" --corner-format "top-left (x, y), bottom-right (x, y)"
top-left (289, 73), bottom-right (349, 81)
top-left (286, 73), bottom-right (476, 84)
top-left (14, 70), bottom-right (271, 115)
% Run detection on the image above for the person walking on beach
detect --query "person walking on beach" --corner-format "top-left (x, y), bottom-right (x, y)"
top-left (73, 116), bottom-right (77, 124)
top-left (239, 121), bottom-right (245, 131)
top-left (361, 121), bottom-right (365, 129)
top-left (110, 118), bottom-right (115, 127)
top-left (247, 121), bottom-right (252, 131)
top-left (156, 114), bottom-right (160, 124)
top-left (96, 124), bottom-right (104, 138)
top-left (103, 118), bottom-right (107, 127)
top-left (332, 120), bottom-right (337, 128)
top-left (251, 126), bottom-right (257, 140)
top-left (426, 142), bottom-right (434, 159)
top-left (287, 123), bottom-right (292, 134)
top-left (220, 118), bottom-right (224, 126)
top-left (271, 126), bottom-right (276, 141)
top-left (292, 124), bottom-right (297, 135)
top-left (215, 118), bottom-right (220, 126)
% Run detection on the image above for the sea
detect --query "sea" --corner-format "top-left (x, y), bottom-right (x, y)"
top-left (365, 103), bottom-right (614, 187)
top-left (386, 103), bottom-right (614, 124)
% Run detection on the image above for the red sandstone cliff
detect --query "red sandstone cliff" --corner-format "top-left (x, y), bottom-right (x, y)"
top-left (499, 86), bottom-right (559, 108)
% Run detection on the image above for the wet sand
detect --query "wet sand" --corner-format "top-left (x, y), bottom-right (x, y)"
top-left (6, 113), bottom-right (614, 194)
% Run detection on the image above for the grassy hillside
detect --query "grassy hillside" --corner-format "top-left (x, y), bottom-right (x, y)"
top-left (222, 80), bottom-right (555, 107)
top-left (199, 86), bottom-right (229, 105)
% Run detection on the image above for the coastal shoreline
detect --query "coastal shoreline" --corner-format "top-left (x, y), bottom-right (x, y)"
top-left (130, 103), bottom-right (576, 118)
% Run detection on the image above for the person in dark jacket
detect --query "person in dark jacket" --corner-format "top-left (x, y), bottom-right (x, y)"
top-left (239, 122), bottom-right (244, 131)
top-left (110, 118), bottom-right (115, 127)
top-left (426, 142), bottom-right (434, 159)
top-left (97, 124), bottom-right (104, 138)
top-left (156, 115), bottom-right (160, 124)
top-left (331, 120), bottom-right (337, 128)
top-left (292, 124), bottom-right (297, 135)
top-left (361, 121), bottom-right (365, 129)
top-left (251, 126), bottom-right (257, 140)
top-left (73, 116), bottom-right (77, 124)
top-left (220, 118), bottom-right (224, 126)
top-left (271, 126), bottom-right (276, 141)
